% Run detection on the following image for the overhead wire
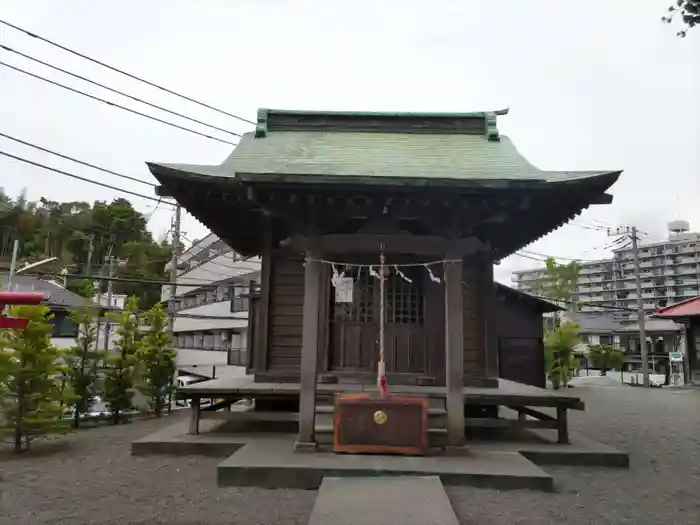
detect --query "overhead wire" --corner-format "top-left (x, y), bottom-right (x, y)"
top-left (0, 61), bottom-right (238, 146)
top-left (0, 131), bottom-right (166, 190)
top-left (0, 45), bottom-right (243, 139)
top-left (0, 19), bottom-right (255, 126)
top-left (17, 269), bottom-right (258, 289)
top-left (0, 149), bottom-right (170, 205)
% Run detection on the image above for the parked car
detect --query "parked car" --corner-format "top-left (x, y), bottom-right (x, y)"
top-left (175, 375), bottom-right (212, 408)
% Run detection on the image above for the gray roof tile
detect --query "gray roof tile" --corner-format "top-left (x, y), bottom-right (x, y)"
top-left (0, 274), bottom-right (91, 309)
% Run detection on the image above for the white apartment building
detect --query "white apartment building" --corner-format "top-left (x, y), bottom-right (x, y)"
top-left (161, 233), bottom-right (261, 373)
top-left (512, 220), bottom-right (700, 316)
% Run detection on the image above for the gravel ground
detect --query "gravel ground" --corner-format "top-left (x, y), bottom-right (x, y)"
top-left (1, 385), bottom-right (698, 525)
top-left (448, 384), bottom-right (700, 525)
top-left (0, 414), bottom-right (315, 525)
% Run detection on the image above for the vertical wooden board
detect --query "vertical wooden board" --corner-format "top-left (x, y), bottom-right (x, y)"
top-left (362, 324), bottom-right (378, 371)
top-left (423, 268), bottom-right (445, 378)
top-left (268, 255), bottom-right (305, 371)
top-left (246, 294), bottom-right (259, 373)
top-left (482, 258), bottom-right (499, 378)
top-left (444, 253), bottom-right (465, 445)
top-left (253, 252), bottom-right (272, 374)
top-left (318, 262), bottom-right (331, 372)
top-left (462, 257), bottom-right (482, 378)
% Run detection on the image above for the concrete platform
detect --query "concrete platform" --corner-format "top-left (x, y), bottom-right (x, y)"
top-left (132, 420), bottom-right (629, 468)
top-left (216, 438), bottom-right (554, 491)
top-left (308, 476), bottom-right (459, 525)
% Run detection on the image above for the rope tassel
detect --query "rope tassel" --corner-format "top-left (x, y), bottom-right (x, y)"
top-left (377, 249), bottom-right (388, 397)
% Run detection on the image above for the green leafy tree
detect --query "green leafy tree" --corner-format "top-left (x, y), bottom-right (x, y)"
top-left (103, 297), bottom-right (140, 424)
top-left (663, 0), bottom-right (699, 37)
top-left (532, 257), bottom-right (581, 310)
top-left (588, 344), bottom-right (623, 376)
top-left (544, 322), bottom-right (580, 389)
top-left (0, 305), bottom-right (72, 452)
top-left (136, 303), bottom-right (175, 417)
top-left (64, 305), bottom-right (103, 428)
top-left (1, 190), bottom-right (171, 309)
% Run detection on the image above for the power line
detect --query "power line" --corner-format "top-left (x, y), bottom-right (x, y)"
top-left (0, 45), bottom-right (242, 139)
top-left (0, 149), bottom-right (169, 205)
top-left (0, 61), bottom-right (237, 146)
top-left (16, 269), bottom-right (259, 289)
top-left (0, 19), bottom-right (255, 126)
top-left (0, 131), bottom-right (165, 189)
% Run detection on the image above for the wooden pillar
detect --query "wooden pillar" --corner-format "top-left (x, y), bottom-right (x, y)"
top-left (556, 406), bottom-right (569, 444)
top-left (482, 257), bottom-right (499, 379)
top-left (444, 253), bottom-right (465, 446)
top-left (295, 249), bottom-right (322, 451)
top-left (188, 397), bottom-right (200, 435)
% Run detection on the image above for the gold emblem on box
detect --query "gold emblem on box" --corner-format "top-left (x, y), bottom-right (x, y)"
top-left (373, 410), bottom-right (388, 425)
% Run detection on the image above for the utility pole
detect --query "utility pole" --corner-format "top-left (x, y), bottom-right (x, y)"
top-left (168, 205), bottom-right (181, 334)
top-left (167, 205), bottom-right (181, 413)
top-left (102, 255), bottom-right (116, 353)
top-left (630, 226), bottom-right (649, 387)
top-left (6, 239), bottom-right (19, 291)
top-left (85, 234), bottom-right (94, 283)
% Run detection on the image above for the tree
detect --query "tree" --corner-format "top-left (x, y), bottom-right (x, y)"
top-left (1, 190), bottom-right (171, 309)
top-left (544, 321), bottom-right (580, 389)
top-left (588, 344), bottom-right (623, 376)
top-left (64, 305), bottom-right (103, 428)
top-left (0, 305), bottom-right (72, 452)
top-left (136, 303), bottom-right (175, 417)
top-left (532, 257), bottom-right (581, 308)
top-left (102, 297), bottom-right (139, 424)
top-left (663, 1), bottom-right (699, 37)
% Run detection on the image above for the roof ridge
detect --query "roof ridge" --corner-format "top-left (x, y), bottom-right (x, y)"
top-left (254, 107), bottom-right (509, 139)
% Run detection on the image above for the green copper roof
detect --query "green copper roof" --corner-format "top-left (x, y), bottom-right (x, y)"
top-left (148, 108), bottom-right (621, 188)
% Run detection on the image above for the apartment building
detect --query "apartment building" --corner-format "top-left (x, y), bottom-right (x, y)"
top-left (512, 220), bottom-right (700, 316)
top-left (161, 233), bottom-right (261, 372)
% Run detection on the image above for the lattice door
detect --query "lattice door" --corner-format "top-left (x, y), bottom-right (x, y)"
top-left (329, 266), bottom-right (428, 376)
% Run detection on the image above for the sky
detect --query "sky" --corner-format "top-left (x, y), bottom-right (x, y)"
top-left (1, 0), bottom-right (698, 285)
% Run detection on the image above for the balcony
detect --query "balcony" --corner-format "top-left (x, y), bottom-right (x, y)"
top-left (172, 284), bottom-right (255, 314)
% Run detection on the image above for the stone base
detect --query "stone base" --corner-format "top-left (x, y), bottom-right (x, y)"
top-left (217, 438), bottom-right (554, 492)
top-left (293, 440), bottom-right (318, 453)
top-left (131, 421), bottom-right (630, 470)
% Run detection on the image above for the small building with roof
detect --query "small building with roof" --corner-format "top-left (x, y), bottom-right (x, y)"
top-left (149, 108), bottom-right (621, 448)
top-left (567, 310), bottom-right (684, 385)
top-left (655, 295), bottom-right (700, 384)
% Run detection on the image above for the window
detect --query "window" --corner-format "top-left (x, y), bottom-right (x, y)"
top-left (599, 335), bottom-right (613, 345)
top-left (51, 312), bottom-right (79, 338)
top-left (230, 285), bottom-right (250, 313)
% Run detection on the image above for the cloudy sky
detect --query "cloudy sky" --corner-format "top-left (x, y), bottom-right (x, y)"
top-left (1, 0), bottom-right (698, 284)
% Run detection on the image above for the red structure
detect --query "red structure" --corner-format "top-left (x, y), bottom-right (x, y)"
top-left (0, 291), bottom-right (45, 329)
top-left (655, 295), bottom-right (700, 384)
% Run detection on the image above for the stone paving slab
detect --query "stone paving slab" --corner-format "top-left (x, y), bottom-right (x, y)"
top-left (216, 438), bottom-right (554, 491)
top-left (308, 476), bottom-right (459, 525)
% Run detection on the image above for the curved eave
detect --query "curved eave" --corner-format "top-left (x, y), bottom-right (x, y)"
top-left (148, 162), bottom-right (622, 259)
top-left (489, 170), bottom-right (622, 260)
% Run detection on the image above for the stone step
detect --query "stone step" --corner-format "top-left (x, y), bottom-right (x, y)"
top-left (307, 476), bottom-right (459, 525)
top-left (216, 439), bottom-right (554, 492)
